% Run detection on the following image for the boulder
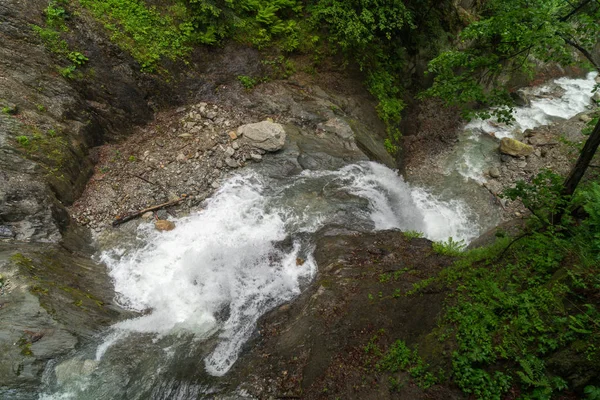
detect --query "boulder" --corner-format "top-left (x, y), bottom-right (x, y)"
top-left (499, 138), bottom-right (534, 157)
top-left (238, 121), bottom-right (286, 152)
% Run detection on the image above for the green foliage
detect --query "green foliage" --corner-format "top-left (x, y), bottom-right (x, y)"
top-left (377, 340), bottom-right (439, 389)
top-left (503, 169), bottom-right (568, 225)
top-left (403, 230), bottom-right (423, 239)
top-left (45, 0), bottom-right (69, 30)
top-left (32, 3), bottom-right (89, 79)
top-left (577, 182), bottom-right (600, 258)
top-left (16, 136), bottom-right (30, 146)
top-left (237, 75), bottom-right (257, 89)
top-left (422, 0), bottom-right (600, 121)
top-left (430, 206), bottom-right (600, 399)
top-left (583, 116), bottom-right (600, 136)
top-left (78, 0), bottom-right (197, 71)
top-left (586, 385), bottom-right (600, 400)
top-left (432, 237), bottom-right (465, 256)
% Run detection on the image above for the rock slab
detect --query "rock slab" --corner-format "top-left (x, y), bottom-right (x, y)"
top-left (238, 121), bottom-right (286, 152)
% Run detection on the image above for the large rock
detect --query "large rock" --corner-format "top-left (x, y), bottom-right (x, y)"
top-left (499, 137), bottom-right (534, 157)
top-left (238, 121), bottom-right (286, 152)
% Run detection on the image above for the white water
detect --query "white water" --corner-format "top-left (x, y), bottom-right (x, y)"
top-left (88, 162), bottom-right (478, 381)
top-left (455, 71), bottom-right (598, 181)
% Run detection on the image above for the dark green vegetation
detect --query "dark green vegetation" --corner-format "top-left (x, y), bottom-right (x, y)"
top-left (368, 168), bottom-right (600, 399)
top-left (32, 0), bottom-right (456, 151)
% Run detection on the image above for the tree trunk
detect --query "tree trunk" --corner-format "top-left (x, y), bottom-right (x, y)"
top-left (554, 117), bottom-right (600, 223)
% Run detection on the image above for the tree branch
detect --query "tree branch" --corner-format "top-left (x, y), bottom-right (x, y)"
top-left (561, 36), bottom-right (600, 72)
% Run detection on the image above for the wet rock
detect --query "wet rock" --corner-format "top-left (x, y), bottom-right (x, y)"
top-left (155, 220), bottom-right (175, 231)
top-left (238, 121), bottom-right (286, 152)
top-left (488, 167), bottom-right (501, 178)
top-left (510, 89), bottom-right (531, 107)
top-left (250, 153), bottom-right (263, 162)
top-left (317, 117), bottom-right (354, 140)
top-left (579, 114), bottom-right (593, 123)
top-left (0, 225), bottom-right (14, 238)
top-left (499, 137), bottom-right (534, 157)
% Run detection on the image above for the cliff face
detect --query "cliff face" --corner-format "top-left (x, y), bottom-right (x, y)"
top-left (0, 0), bottom-right (157, 242)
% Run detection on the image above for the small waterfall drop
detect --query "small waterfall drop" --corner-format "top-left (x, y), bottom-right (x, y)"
top-left (41, 161), bottom-right (478, 398)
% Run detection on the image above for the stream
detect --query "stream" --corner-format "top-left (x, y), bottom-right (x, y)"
top-left (39, 72), bottom-right (598, 399)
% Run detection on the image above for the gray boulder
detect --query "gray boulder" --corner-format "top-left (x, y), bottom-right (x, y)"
top-left (238, 121), bottom-right (286, 152)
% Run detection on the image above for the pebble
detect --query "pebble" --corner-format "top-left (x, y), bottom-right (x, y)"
top-left (141, 211), bottom-right (154, 220)
top-left (250, 153), bottom-right (263, 162)
top-left (176, 153), bottom-right (186, 162)
top-left (228, 131), bottom-right (238, 140)
top-left (224, 147), bottom-right (235, 157)
top-left (232, 141), bottom-right (240, 150)
top-left (178, 133), bottom-right (192, 139)
top-left (211, 181), bottom-right (220, 189)
top-left (488, 167), bottom-right (500, 178)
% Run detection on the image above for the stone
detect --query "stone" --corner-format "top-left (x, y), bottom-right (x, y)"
top-left (499, 137), bottom-right (534, 157)
top-left (225, 157), bottom-right (239, 168)
top-left (155, 219), bottom-right (175, 231)
top-left (224, 146), bottom-right (235, 157)
top-left (176, 153), bottom-right (186, 162)
top-left (178, 133), bottom-right (192, 139)
top-left (175, 106), bottom-right (186, 114)
top-left (488, 167), bottom-right (501, 178)
top-left (528, 133), bottom-right (558, 146)
top-left (0, 225), bottom-right (14, 238)
top-left (232, 141), bottom-right (240, 150)
top-left (141, 211), bottom-right (153, 220)
top-left (580, 114), bottom-right (593, 123)
top-left (228, 131), bottom-right (238, 140)
top-left (211, 181), bottom-right (220, 189)
top-left (250, 153), bottom-right (263, 162)
top-left (500, 154), bottom-right (512, 163)
top-left (317, 117), bottom-right (354, 140)
top-left (237, 121), bottom-right (286, 152)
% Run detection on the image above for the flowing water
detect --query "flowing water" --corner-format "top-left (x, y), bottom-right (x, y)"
top-left (40, 162), bottom-right (479, 399)
top-left (451, 71), bottom-right (598, 182)
top-left (39, 72), bottom-right (598, 399)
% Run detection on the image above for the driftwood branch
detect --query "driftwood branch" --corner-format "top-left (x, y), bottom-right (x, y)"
top-left (112, 198), bottom-right (184, 227)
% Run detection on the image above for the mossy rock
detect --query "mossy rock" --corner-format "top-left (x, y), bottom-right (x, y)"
top-left (499, 137), bottom-right (534, 157)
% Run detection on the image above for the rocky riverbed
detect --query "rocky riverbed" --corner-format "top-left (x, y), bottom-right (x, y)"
top-left (1, 0), bottom-right (599, 397)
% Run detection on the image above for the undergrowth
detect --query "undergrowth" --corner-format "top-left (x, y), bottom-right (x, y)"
top-left (380, 171), bottom-right (600, 399)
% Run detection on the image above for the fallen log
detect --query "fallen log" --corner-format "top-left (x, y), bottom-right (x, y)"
top-left (112, 198), bottom-right (184, 227)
